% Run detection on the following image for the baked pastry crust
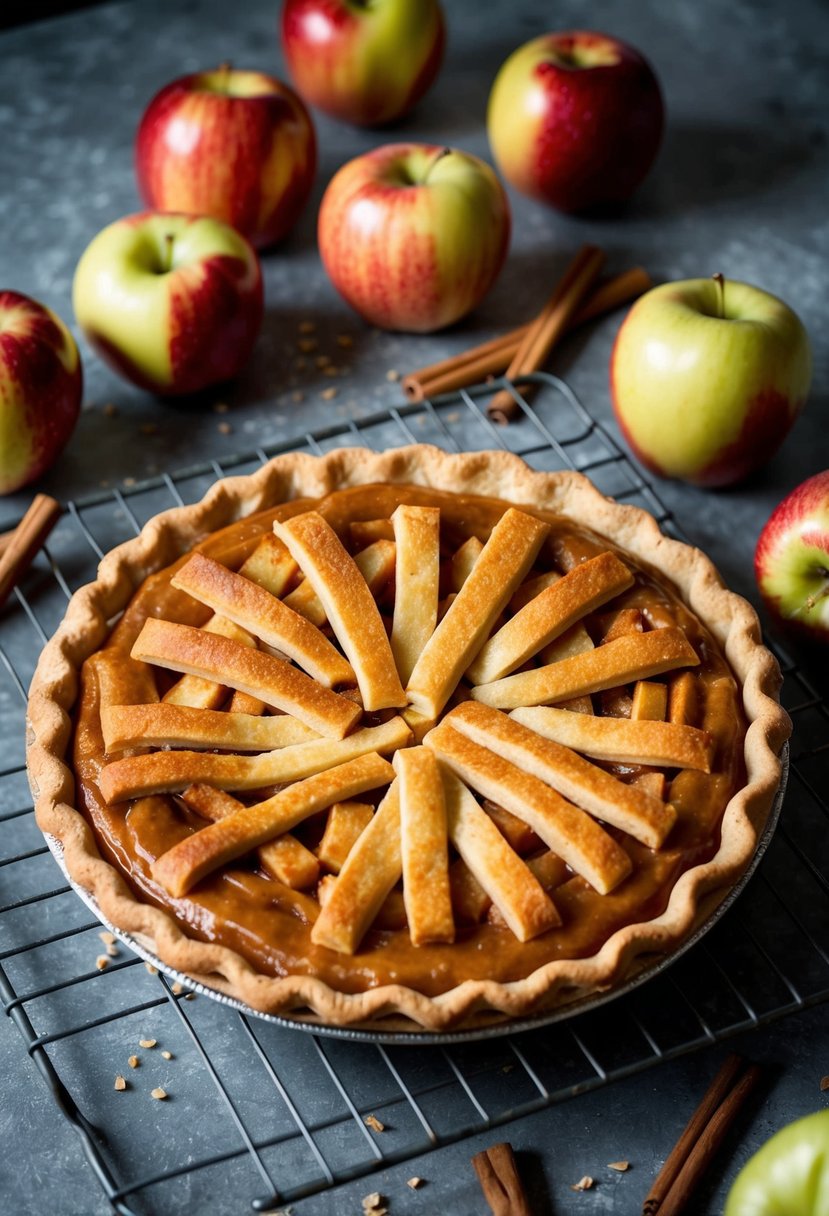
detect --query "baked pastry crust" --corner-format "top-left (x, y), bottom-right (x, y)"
top-left (26, 446), bottom-right (790, 1031)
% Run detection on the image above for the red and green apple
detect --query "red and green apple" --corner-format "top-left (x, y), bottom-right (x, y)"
top-left (281, 0), bottom-right (445, 127)
top-left (487, 30), bottom-right (664, 213)
top-left (318, 143), bottom-right (510, 333)
top-left (73, 212), bottom-right (263, 397)
top-left (610, 277), bottom-right (812, 487)
top-left (136, 67), bottom-right (316, 249)
top-left (0, 291), bottom-right (82, 496)
top-left (755, 470), bottom-right (829, 642)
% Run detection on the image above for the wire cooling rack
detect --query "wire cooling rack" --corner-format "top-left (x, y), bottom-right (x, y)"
top-left (2, 374), bottom-right (828, 1215)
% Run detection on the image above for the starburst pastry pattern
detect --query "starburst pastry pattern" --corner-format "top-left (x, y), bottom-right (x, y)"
top-left (95, 500), bottom-right (714, 956)
top-left (29, 447), bottom-right (789, 1030)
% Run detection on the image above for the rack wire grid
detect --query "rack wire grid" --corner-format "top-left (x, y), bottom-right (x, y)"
top-left (2, 373), bottom-right (827, 1216)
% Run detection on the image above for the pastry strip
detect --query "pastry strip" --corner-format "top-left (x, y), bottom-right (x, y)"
top-left (229, 690), bottom-right (267, 715)
top-left (349, 518), bottom-right (394, 546)
top-left (180, 784), bottom-right (319, 889)
top-left (311, 780), bottom-right (403, 954)
top-left (99, 716), bottom-right (411, 803)
top-left (510, 570), bottom-right (561, 614)
top-left (631, 680), bottom-right (668, 722)
top-left (443, 769), bottom-right (560, 940)
top-left (393, 747), bottom-right (454, 946)
top-left (132, 617), bottom-right (361, 739)
top-left (152, 752), bottom-right (394, 897)
top-left (171, 553), bottom-right (355, 688)
top-left (445, 703), bottom-right (676, 849)
top-left (471, 627), bottom-right (700, 710)
top-left (450, 536), bottom-right (483, 591)
top-left (101, 703), bottom-right (318, 754)
top-left (425, 722), bottom-right (631, 894)
top-left (467, 551), bottom-right (635, 684)
top-left (238, 533), bottom-right (298, 597)
top-left (510, 706), bottom-right (713, 771)
top-left (390, 505), bottom-right (440, 685)
top-left (407, 508), bottom-right (549, 719)
top-left (316, 801), bottom-right (374, 873)
top-left (162, 614), bottom-right (256, 710)
top-left (283, 538), bottom-right (396, 627)
top-left (274, 514), bottom-right (405, 711)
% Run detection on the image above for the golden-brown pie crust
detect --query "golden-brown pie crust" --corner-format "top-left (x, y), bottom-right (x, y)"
top-left (26, 447), bottom-right (790, 1031)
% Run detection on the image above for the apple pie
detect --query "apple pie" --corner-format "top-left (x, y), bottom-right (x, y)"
top-left (26, 446), bottom-right (790, 1031)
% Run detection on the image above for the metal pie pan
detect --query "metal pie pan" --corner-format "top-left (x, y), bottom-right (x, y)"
top-left (44, 746), bottom-right (788, 1046)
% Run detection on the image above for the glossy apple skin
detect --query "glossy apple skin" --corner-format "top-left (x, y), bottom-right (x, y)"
top-left (755, 470), bottom-right (829, 641)
top-left (281, 0), bottom-right (445, 126)
top-left (73, 213), bottom-right (263, 397)
top-left (610, 279), bottom-right (812, 487)
top-left (136, 69), bottom-right (316, 249)
top-left (319, 144), bottom-right (510, 333)
top-left (0, 292), bottom-right (82, 496)
top-left (488, 30), bottom-right (663, 213)
top-left (725, 1109), bottom-right (829, 1215)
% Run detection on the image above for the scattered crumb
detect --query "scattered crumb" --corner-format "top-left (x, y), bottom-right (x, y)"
top-left (364, 1114), bottom-right (385, 1133)
top-left (103, 403), bottom-right (118, 418)
top-left (821, 1076), bottom-right (829, 1092)
top-left (99, 930), bottom-right (115, 945)
top-left (218, 421), bottom-right (233, 435)
top-left (336, 334), bottom-right (353, 348)
top-left (361, 1194), bottom-right (385, 1212)
top-left (291, 390), bottom-right (304, 403)
top-left (608, 1161), bottom-right (629, 1172)
top-left (161, 1050), bottom-right (173, 1061)
top-left (106, 943), bottom-right (119, 957)
top-left (320, 387), bottom-right (338, 400)
top-left (297, 337), bottom-right (317, 353)
top-left (139, 1038), bottom-right (157, 1049)
top-left (140, 423), bottom-right (158, 435)
top-left (298, 320), bottom-right (316, 334)
top-left (571, 1176), bottom-right (594, 1192)
top-left (184, 992), bottom-right (196, 1000)
top-left (114, 1075), bottom-right (127, 1091)
top-left (315, 354), bottom-right (332, 369)
top-left (144, 962), bottom-right (158, 975)
top-left (213, 401), bottom-right (229, 414)
top-left (446, 411), bottom-right (459, 423)
top-left (95, 955), bottom-right (109, 971)
top-left (128, 1055), bottom-right (140, 1070)
top-left (151, 1087), bottom-right (168, 1101)
top-left (385, 369), bottom-right (399, 382)
top-left (123, 477), bottom-right (136, 488)
top-left (407, 1176), bottom-right (423, 1189)
top-left (171, 981), bottom-right (183, 995)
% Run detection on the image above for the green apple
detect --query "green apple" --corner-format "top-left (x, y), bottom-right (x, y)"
top-left (725, 1109), bottom-right (829, 1215)
top-left (73, 212), bottom-right (263, 396)
top-left (610, 277), bottom-right (812, 487)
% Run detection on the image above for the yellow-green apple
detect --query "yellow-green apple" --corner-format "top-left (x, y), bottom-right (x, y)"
top-left (487, 30), bottom-right (663, 213)
top-left (281, 0), bottom-right (444, 127)
top-left (0, 291), bottom-right (82, 496)
top-left (135, 67), bottom-right (315, 249)
top-left (610, 277), bottom-right (812, 487)
top-left (725, 1109), bottom-right (829, 1215)
top-left (73, 213), bottom-right (263, 397)
top-left (318, 143), bottom-right (510, 333)
top-left (755, 471), bottom-right (829, 641)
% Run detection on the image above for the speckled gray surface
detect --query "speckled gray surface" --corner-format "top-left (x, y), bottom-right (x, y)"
top-left (1, 0), bottom-right (828, 1213)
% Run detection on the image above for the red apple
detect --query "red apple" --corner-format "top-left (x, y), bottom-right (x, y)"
top-left (610, 277), bottom-right (812, 487)
top-left (136, 67), bottom-right (316, 249)
top-left (318, 143), bottom-right (510, 333)
top-left (281, 0), bottom-right (445, 127)
top-left (755, 471), bottom-right (829, 642)
top-left (0, 291), bottom-right (82, 496)
top-left (73, 212), bottom-right (263, 397)
top-left (487, 30), bottom-right (664, 213)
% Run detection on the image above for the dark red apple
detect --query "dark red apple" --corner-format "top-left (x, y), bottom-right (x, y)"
top-left (755, 470), bottom-right (829, 642)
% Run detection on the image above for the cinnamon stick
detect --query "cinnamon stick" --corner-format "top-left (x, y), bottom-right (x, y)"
top-left (642, 1054), bottom-right (759, 1215)
top-left (403, 267), bottom-right (652, 402)
top-left (472, 1142), bottom-right (532, 1216)
top-left (487, 244), bottom-right (606, 424)
top-left (0, 493), bottom-right (61, 610)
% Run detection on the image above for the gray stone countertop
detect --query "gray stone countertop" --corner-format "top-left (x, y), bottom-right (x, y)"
top-left (0, 0), bottom-right (828, 1213)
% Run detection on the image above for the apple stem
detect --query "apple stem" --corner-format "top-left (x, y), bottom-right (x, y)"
top-left (217, 61), bottom-right (232, 93)
top-left (163, 233), bottom-right (175, 273)
top-left (712, 272), bottom-right (726, 319)
top-left (805, 581), bottom-right (829, 612)
top-left (422, 147), bottom-right (452, 184)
